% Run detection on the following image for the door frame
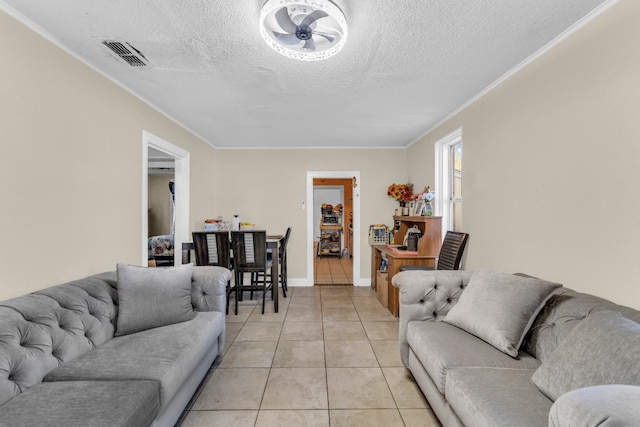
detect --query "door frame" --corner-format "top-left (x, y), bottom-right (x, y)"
top-left (142, 131), bottom-right (190, 266)
top-left (306, 171), bottom-right (362, 286)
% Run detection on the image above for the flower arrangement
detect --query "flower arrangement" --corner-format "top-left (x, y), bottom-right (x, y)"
top-left (387, 183), bottom-right (413, 203)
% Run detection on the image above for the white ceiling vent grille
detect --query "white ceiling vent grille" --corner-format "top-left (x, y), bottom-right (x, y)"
top-left (102, 40), bottom-right (149, 67)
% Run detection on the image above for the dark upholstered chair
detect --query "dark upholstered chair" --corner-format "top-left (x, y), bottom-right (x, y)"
top-left (231, 230), bottom-right (274, 314)
top-left (400, 231), bottom-right (469, 272)
top-left (192, 231), bottom-right (233, 313)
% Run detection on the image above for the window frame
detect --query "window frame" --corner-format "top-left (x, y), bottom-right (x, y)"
top-left (434, 128), bottom-right (463, 235)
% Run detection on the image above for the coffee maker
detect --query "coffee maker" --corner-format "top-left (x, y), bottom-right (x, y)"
top-left (404, 226), bottom-right (422, 251)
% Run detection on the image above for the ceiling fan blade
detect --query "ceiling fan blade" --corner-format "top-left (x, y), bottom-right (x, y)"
top-left (303, 38), bottom-right (316, 51)
top-left (301, 10), bottom-right (329, 27)
top-left (273, 32), bottom-right (302, 46)
top-left (312, 30), bottom-right (336, 43)
top-left (275, 7), bottom-right (297, 34)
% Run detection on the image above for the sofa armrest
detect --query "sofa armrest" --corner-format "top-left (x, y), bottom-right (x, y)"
top-left (392, 270), bottom-right (473, 367)
top-left (549, 385), bottom-right (640, 427)
top-left (191, 266), bottom-right (231, 313)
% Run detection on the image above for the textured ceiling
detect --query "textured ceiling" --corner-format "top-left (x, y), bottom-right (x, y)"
top-left (1, 0), bottom-right (610, 148)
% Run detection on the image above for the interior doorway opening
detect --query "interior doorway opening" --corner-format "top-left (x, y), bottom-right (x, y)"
top-left (142, 131), bottom-right (190, 266)
top-left (313, 179), bottom-right (352, 285)
top-left (306, 171), bottom-right (361, 287)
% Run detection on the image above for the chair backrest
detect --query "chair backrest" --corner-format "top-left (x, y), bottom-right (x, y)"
top-left (192, 231), bottom-right (231, 269)
top-left (436, 231), bottom-right (469, 270)
top-left (279, 227), bottom-right (292, 257)
top-left (231, 230), bottom-right (268, 271)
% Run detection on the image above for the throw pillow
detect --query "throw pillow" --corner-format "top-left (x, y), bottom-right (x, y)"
top-left (531, 310), bottom-right (640, 401)
top-left (116, 263), bottom-right (194, 336)
top-left (443, 268), bottom-right (561, 357)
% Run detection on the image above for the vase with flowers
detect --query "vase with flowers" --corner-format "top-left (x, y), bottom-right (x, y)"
top-left (387, 183), bottom-right (413, 215)
top-left (420, 187), bottom-right (435, 216)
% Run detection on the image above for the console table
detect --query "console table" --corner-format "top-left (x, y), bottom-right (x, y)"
top-left (371, 216), bottom-right (442, 316)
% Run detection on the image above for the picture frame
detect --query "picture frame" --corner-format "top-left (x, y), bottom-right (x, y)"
top-left (413, 200), bottom-right (425, 216)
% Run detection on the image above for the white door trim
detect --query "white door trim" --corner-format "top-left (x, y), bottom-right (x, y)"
top-left (142, 131), bottom-right (190, 266)
top-left (306, 171), bottom-right (362, 286)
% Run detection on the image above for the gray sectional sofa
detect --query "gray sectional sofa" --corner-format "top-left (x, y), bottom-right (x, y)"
top-left (0, 264), bottom-right (231, 427)
top-left (393, 269), bottom-right (640, 427)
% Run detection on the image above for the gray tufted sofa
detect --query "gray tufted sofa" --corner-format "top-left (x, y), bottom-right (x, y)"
top-left (0, 265), bottom-right (231, 427)
top-left (393, 270), bottom-right (640, 427)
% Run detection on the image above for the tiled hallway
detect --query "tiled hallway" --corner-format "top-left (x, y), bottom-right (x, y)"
top-left (179, 286), bottom-right (440, 427)
top-left (314, 256), bottom-right (353, 285)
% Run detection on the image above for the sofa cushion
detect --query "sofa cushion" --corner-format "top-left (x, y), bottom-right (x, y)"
top-left (446, 367), bottom-right (552, 427)
top-left (44, 311), bottom-right (223, 408)
top-left (116, 263), bottom-right (194, 336)
top-left (548, 385), bottom-right (640, 427)
top-left (531, 310), bottom-right (640, 401)
top-left (524, 288), bottom-right (640, 363)
top-left (443, 268), bottom-right (561, 357)
top-left (407, 321), bottom-right (540, 395)
top-left (0, 380), bottom-right (159, 427)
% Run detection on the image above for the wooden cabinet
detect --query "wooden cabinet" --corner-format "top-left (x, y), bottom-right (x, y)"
top-left (392, 216), bottom-right (442, 255)
top-left (372, 216), bottom-right (442, 316)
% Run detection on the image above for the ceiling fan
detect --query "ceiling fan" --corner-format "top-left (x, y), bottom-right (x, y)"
top-left (260, 0), bottom-right (348, 61)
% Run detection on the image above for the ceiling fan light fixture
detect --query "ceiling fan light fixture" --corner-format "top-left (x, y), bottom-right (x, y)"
top-left (260, 0), bottom-right (347, 61)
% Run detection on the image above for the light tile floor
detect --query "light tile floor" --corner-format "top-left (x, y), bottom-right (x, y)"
top-left (315, 256), bottom-right (353, 285)
top-left (179, 286), bottom-right (441, 427)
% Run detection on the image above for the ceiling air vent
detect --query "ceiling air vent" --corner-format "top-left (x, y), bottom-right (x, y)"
top-left (102, 40), bottom-right (149, 67)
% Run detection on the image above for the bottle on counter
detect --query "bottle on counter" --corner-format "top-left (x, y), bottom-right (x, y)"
top-left (232, 215), bottom-right (241, 231)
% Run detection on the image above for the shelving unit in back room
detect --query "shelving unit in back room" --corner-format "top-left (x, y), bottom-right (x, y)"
top-left (318, 204), bottom-right (343, 257)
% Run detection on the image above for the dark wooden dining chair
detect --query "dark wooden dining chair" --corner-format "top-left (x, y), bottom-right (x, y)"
top-left (279, 227), bottom-right (292, 296)
top-left (258, 227), bottom-right (292, 298)
top-left (400, 231), bottom-right (469, 271)
top-left (182, 242), bottom-right (195, 264)
top-left (231, 230), bottom-right (274, 314)
top-left (192, 231), bottom-right (234, 314)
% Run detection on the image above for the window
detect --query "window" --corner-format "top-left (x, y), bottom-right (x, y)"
top-left (435, 129), bottom-right (463, 233)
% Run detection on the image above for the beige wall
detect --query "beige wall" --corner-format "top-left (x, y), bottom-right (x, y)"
top-left (408, 1), bottom-right (640, 308)
top-left (211, 149), bottom-right (407, 281)
top-left (0, 10), bottom-right (217, 299)
top-left (148, 175), bottom-right (174, 237)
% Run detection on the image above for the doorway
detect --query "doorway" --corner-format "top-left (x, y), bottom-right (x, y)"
top-left (147, 148), bottom-right (175, 237)
top-left (142, 131), bottom-right (190, 266)
top-left (306, 171), bottom-right (361, 286)
top-left (313, 179), bottom-right (352, 285)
